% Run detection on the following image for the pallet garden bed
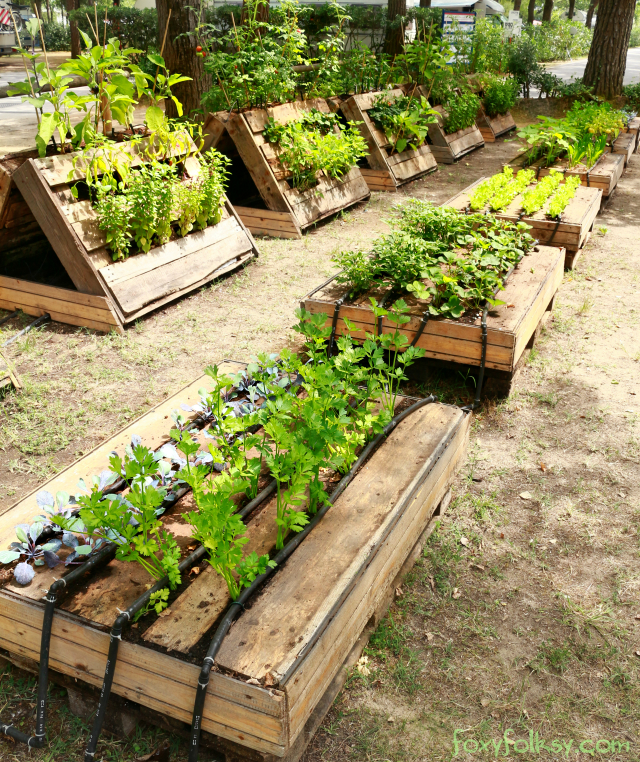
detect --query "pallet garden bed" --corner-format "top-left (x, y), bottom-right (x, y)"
top-left (339, 89), bottom-right (438, 192)
top-left (202, 99), bottom-right (370, 239)
top-left (2, 135), bottom-right (259, 334)
top-left (444, 177), bottom-right (602, 270)
top-left (426, 104), bottom-right (485, 164)
top-left (613, 131), bottom-right (636, 165)
top-left (302, 245), bottom-right (564, 395)
top-left (0, 361), bottom-right (469, 760)
top-left (476, 109), bottom-right (517, 143)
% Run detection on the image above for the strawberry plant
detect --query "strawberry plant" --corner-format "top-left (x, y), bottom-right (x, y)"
top-left (333, 201), bottom-right (534, 319)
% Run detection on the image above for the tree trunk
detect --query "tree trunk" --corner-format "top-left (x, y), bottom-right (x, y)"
top-left (66, 0), bottom-right (80, 58)
top-left (567, 0), bottom-right (575, 20)
top-left (542, 0), bottom-right (554, 22)
top-left (513, 0), bottom-right (522, 11)
top-left (586, 0), bottom-right (599, 29)
top-left (156, 0), bottom-right (211, 121)
top-left (583, 0), bottom-right (634, 98)
top-left (385, 0), bottom-right (406, 57)
top-left (527, 0), bottom-right (536, 24)
top-left (419, 0), bottom-right (432, 7)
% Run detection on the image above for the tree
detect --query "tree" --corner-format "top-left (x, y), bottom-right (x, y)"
top-left (513, 0), bottom-right (522, 11)
top-left (586, 0), bottom-right (598, 29)
top-left (542, 0), bottom-right (554, 22)
top-left (66, 0), bottom-right (80, 58)
top-left (583, 0), bottom-right (635, 98)
top-left (527, 0), bottom-right (536, 24)
top-left (419, 0), bottom-right (432, 7)
top-left (567, 0), bottom-right (576, 20)
top-left (156, 0), bottom-right (211, 120)
top-left (385, 0), bottom-right (406, 57)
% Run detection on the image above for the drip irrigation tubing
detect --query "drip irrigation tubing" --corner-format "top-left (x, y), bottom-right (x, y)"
top-left (186, 395), bottom-right (437, 762)
top-left (0, 541), bottom-right (117, 748)
top-left (2, 314), bottom-right (51, 347)
top-left (83, 544), bottom-right (207, 761)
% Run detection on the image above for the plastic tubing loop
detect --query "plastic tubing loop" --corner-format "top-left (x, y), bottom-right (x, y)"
top-left (83, 543), bottom-right (207, 761)
top-left (187, 395), bottom-right (437, 762)
top-left (462, 305), bottom-right (489, 412)
top-left (0, 541), bottom-right (117, 748)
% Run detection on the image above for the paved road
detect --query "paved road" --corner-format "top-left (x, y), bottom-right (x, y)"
top-left (544, 46), bottom-right (640, 85)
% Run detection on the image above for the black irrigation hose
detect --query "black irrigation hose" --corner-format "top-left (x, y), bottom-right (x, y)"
top-left (186, 396), bottom-right (437, 762)
top-left (2, 313), bottom-right (51, 347)
top-left (83, 544), bottom-right (207, 761)
top-left (0, 541), bottom-right (117, 748)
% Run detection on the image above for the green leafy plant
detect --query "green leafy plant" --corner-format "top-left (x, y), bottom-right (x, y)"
top-left (263, 109), bottom-right (367, 191)
top-left (488, 169), bottom-right (536, 212)
top-left (442, 93), bottom-right (481, 135)
top-left (333, 202), bottom-right (534, 320)
top-left (469, 167), bottom-right (513, 211)
top-left (482, 78), bottom-right (518, 118)
top-left (368, 94), bottom-right (438, 153)
top-left (547, 176), bottom-right (582, 218)
top-left (521, 170), bottom-right (561, 215)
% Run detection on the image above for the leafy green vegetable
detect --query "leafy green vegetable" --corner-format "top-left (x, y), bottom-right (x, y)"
top-left (469, 167), bottom-right (513, 211)
top-left (547, 176), bottom-right (582, 218)
top-left (521, 170), bottom-right (561, 215)
top-left (488, 169), bottom-right (536, 212)
top-left (442, 93), bottom-right (481, 135)
top-left (368, 94), bottom-right (438, 153)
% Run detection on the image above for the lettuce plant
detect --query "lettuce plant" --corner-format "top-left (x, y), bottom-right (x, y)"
top-left (521, 170), bottom-right (561, 215)
top-left (547, 176), bottom-right (582, 218)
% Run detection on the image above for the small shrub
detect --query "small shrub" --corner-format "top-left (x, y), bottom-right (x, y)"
top-left (443, 93), bottom-right (481, 134)
top-left (483, 79), bottom-right (518, 117)
top-left (41, 21), bottom-right (70, 52)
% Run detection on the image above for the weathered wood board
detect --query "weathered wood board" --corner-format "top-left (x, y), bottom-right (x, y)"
top-left (476, 110), bottom-right (517, 143)
top-left (613, 131), bottom-right (635, 165)
top-left (340, 90), bottom-right (438, 191)
top-left (628, 117), bottom-right (640, 152)
top-left (202, 101), bottom-right (371, 238)
top-left (443, 178), bottom-right (602, 268)
top-left (426, 104), bottom-right (485, 164)
top-left (302, 245), bottom-right (564, 375)
top-left (8, 138), bottom-right (259, 332)
top-left (0, 365), bottom-right (468, 759)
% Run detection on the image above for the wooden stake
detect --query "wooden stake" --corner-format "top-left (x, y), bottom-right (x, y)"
top-left (153, 9), bottom-right (171, 95)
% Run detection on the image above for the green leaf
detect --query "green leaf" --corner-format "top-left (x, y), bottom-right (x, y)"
top-left (0, 551), bottom-right (21, 564)
top-left (35, 112), bottom-right (58, 158)
top-left (145, 105), bottom-right (165, 133)
top-left (147, 53), bottom-right (165, 68)
top-left (74, 545), bottom-right (93, 555)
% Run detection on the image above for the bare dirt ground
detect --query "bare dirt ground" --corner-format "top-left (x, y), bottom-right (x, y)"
top-left (0, 134), bottom-right (639, 762)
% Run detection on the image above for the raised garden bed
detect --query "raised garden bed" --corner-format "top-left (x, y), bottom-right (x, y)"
top-left (444, 177), bottom-right (602, 270)
top-left (339, 89), bottom-right (438, 192)
top-left (202, 100), bottom-right (370, 239)
top-left (612, 131), bottom-right (635, 165)
top-left (0, 363), bottom-right (469, 760)
top-left (426, 104), bottom-right (485, 165)
top-left (1, 138), bottom-right (258, 333)
top-left (302, 245), bottom-right (564, 395)
top-left (476, 109), bottom-right (517, 143)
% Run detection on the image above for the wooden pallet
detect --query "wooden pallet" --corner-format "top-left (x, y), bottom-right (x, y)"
top-left (426, 104), bottom-right (485, 164)
top-left (302, 245), bottom-right (564, 378)
top-left (6, 137), bottom-right (258, 333)
top-left (202, 100), bottom-right (371, 239)
top-left (623, 117), bottom-right (640, 152)
top-left (340, 90), bottom-right (438, 191)
top-left (443, 178), bottom-right (602, 269)
top-left (0, 364), bottom-right (469, 760)
top-left (613, 131), bottom-right (635, 165)
top-left (476, 109), bottom-right (517, 143)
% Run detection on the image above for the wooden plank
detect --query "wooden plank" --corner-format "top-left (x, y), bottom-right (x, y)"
top-left (216, 404), bottom-right (466, 682)
top-left (286, 414), bottom-right (469, 741)
top-left (0, 594), bottom-right (287, 754)
top-left (235, 206), bottom-right (302, 239)
top-left (613, 132), bottom-right (635, 165)
top-left (389, 145), bottom-right (438, 183)
top-left (107, 227), bottom-right (254, 316)
top-left (359, 168), bottom-right (397, 192)
top-left (226, 112), bottom-right (291, 213)
top-left (143, 490), bottom-right (287, 652)
top-left (0, 300), bottom-right (119, 335)
top-left (538, 153), bottom-right (624, 197)
top-left (285, 168), bottom-right (370, 229)
top-left (201, 112), bottom-right (228, 151)
top-left (0, 285), bottom-right (118, 326)
top-left (340, 96), bottom-right (389, 172)
top-left (0, 275), bottom-right (113, 310)
top-left (100, 215), bottom-right (241, 287)
top-left (13, 159), bottom-right (105, 296)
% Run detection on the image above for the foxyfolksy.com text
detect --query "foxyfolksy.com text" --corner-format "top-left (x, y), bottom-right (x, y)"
top-left (453, 729), bottom-right (630, 757)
